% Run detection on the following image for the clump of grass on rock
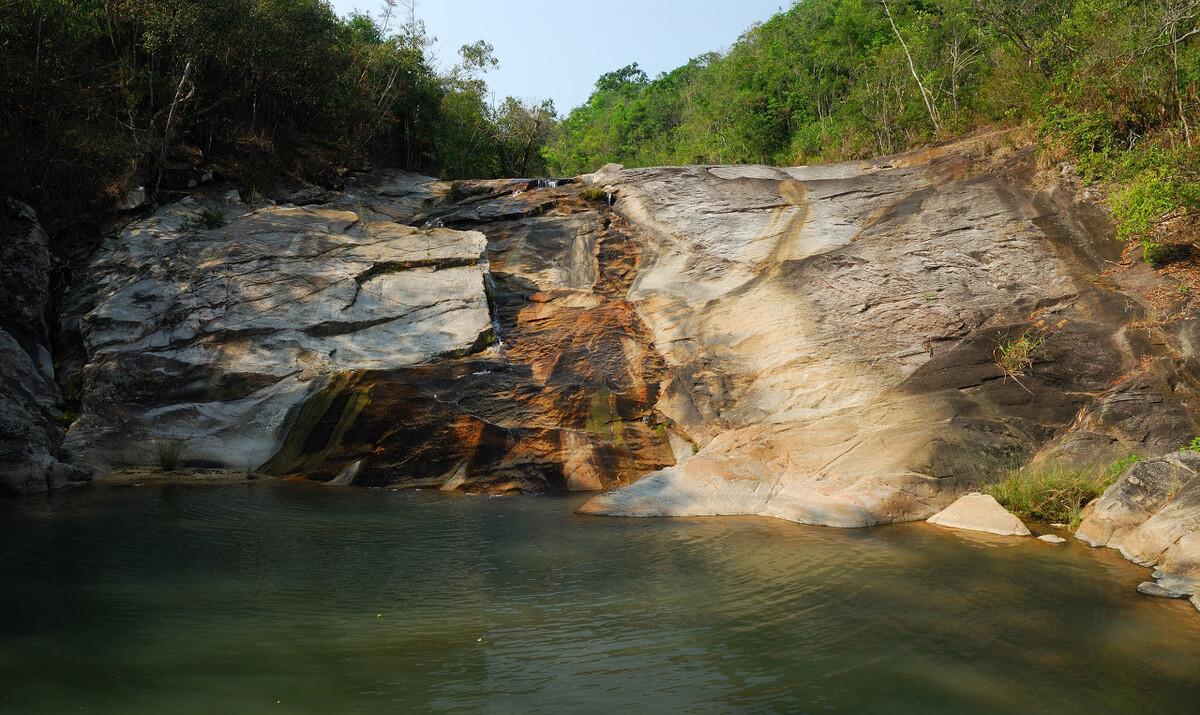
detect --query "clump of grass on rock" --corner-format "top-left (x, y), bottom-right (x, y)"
top-left (985, 455), bottom-right (1140, 529)
top-left (154, 439), bottom-right (187, 472)
top-left (579, 187), bottom-right (609, 203)
top-left (181, 208), bottom-right (226, 232)
top-left (994, 330), bottom-right (1045, 377)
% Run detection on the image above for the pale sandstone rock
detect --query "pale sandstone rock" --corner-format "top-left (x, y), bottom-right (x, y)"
top-left (1078, 451), bottom-right (1200, 600)
top-left (582, 146), bottom-right (1139, 526)
top-left (1038, 534), bottom-right (1067, 544)
top-left (65, 187), bottom-right (492, 473)
top-left (58, 141), bottom-right (1200, 516)
top-left (926, 493), bottom-right (1031, 537)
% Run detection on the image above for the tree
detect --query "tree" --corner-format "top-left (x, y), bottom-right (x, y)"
top-left (492, 98), bottom-right (557, 177)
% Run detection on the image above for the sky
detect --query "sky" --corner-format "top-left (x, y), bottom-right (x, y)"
top-left (330, 0), bottom-right (791, 113)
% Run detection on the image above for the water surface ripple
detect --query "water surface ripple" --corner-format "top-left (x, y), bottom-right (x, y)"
top-left (1, 483), bottom-right (1199, 714)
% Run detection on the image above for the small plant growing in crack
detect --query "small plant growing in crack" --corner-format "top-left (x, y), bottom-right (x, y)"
top-left (994, 330), bottom-right (1046, 378)
top-left (180, 207), bottom-right (225, 231)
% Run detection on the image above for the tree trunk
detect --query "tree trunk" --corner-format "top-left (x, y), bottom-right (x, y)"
top-left (882, 1), bottom-right (942, 134)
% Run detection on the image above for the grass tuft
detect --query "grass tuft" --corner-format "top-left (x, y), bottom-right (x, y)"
top-left (181, 207), bottom-right (226, 231)
top-left (580, 187), bottom-right (610, 203)
top-left (985, 455), bottom-right (1140, 529)
top-left (154, 439), bottom-right (187, 472)
top-left (994, 330), bottom-right (1045, 377)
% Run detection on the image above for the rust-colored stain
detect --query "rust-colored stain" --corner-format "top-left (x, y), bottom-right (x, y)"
top-left (265, 186), bottom-right (675, 493)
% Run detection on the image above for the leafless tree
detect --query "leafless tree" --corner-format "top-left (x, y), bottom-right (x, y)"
top-left (881, 1), bottom-right (941, 133)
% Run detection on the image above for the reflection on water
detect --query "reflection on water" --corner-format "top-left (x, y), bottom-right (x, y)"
top-left (1, 483), bottom-right (1198, 714)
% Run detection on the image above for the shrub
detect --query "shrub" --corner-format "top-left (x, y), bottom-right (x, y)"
top-left (579, 187), bottom-right (609, 203)
top-left (154, 439), bottom-right (187, 472)
top-left (1184, 437), bottom-right (1200, 453)
top-left (986, 455), bottom-right (1139, 529)
top-left (181, 208), bottom-right (226, 232)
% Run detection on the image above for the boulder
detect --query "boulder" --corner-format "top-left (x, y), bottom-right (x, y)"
top-left (926, 493), bottom-right (1031, 536)
top-left (1077, 451), bottom-right (1200, 599)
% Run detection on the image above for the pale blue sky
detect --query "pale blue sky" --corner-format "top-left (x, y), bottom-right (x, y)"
top-left (330, 0), bottom-right (791, 113)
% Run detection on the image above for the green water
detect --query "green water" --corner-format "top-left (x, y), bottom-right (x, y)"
top-left (1, 483), bottom-right (1199, 714)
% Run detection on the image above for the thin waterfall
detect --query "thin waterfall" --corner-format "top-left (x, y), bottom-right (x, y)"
top-left (483, 272), bottom-right (505, 352)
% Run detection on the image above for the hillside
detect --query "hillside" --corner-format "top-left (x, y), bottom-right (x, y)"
top-left (549, 0), bottom-right (1200, 267)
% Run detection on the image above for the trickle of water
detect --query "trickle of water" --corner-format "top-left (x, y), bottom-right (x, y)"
top-left (483, 272), bottom-right (505, 352)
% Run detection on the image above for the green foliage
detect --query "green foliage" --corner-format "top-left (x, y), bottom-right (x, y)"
top-left (1184, 437), bottom-right (1200, 453)
top-left (994, 330), bottom-right (1045, 377)
top-left (0, 1), bottom-right (558, 229)
top-left (1110, 164), bottom-right (1200, 263)
top-left (547, 0), bottom-right (995, 173)
top-left (986, 455), bottom-right (1138, 528)
top-left (579, 187), bottom-right (610, 203)
top-left (154, 439), bottom-right (187, 472)
top-left (1104, 453), bottom-right (1142, 480)
top-left (546, 0), bottom-right (1200, 266)
top-left (181, 208), bottom-right (226, 232)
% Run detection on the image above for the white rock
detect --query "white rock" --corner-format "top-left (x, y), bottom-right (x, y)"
top-left (1038, 534), bottom-right (1067, 544)
top-left (926, 493), bottom-right (1031, 537)
top-left (581, 143), bottom-right (1079, 526)
top-left (65, 183), bottom-right (494, 474)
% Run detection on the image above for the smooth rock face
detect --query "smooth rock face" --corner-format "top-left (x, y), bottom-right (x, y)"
top-left (65, 182), bottom-right (493, 474)
top-left (0, 199), bottom-right (75, 495)
top-left (1078, 451), bottom-right (1200, 599)
top-left (581, 143), bottom-right (1182, 525)
top-left (1039, 535), bottom-right (1067, 544)
top-left (927, 493), bottom-right (1031, 536)
top-left (64, 174), bottom-right (674, 490)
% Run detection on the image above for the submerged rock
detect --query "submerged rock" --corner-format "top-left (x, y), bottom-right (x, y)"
top-left (1038, 534), bottom-right (1067, 544)
top-left (1077, 451), bottom-right (1200, 600)
top-left (927, 493), bottom-right (1031, 537)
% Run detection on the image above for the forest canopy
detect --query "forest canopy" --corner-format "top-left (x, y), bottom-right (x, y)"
top-left (546, 0), bottom-right (1200, 261)
top-left (0, 0), bottom-right (556, 228)
top-left (3, 0), bottom-right (1199, 260)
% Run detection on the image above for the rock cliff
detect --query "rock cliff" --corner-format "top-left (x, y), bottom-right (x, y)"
top-left (0, 200), bottom-right (77, 495)
top-left (580, 142), bottom-right (1198, 527)
top-left (53, 137), bottom-right (1200, 597)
